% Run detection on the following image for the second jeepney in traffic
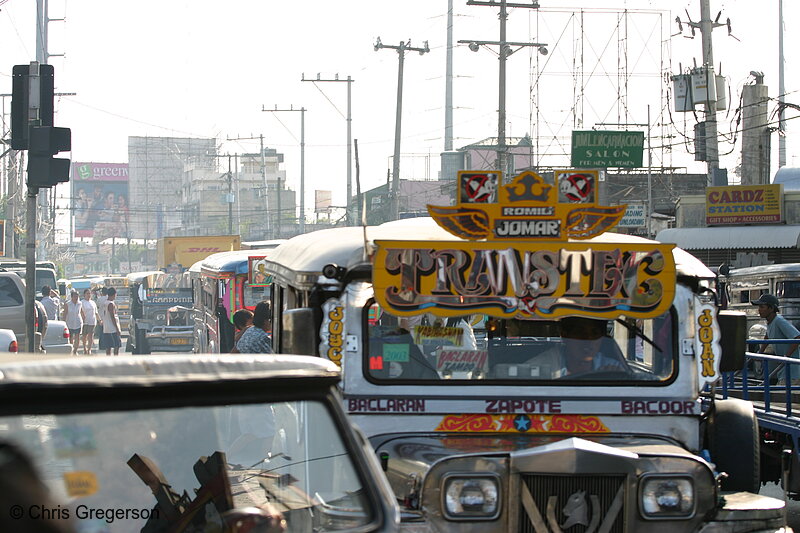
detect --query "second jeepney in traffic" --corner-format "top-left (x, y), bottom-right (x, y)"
top-left (261, 170), bottom-right (789, 532)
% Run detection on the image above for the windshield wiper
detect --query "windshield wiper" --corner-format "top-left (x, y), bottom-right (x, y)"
top-left (614, 318), bottom-right (661, 353)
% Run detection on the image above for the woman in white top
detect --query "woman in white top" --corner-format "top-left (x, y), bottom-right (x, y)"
top-left (80, 289), bottom-right (100, 355)
top-left (62, 290), bottom-right (85, 355)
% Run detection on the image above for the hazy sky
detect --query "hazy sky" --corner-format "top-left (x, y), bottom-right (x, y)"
top-left (1, 0), bottom-right (798, 225)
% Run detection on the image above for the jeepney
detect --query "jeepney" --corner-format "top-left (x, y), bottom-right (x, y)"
top-left (262, 170), bottom-right (789, 532)
top-left (0, 353), bottom-right (399, 532)
top-left (127, 271), bottom-right (194, 354)
top-left (193, 247), bottom-right (280, 354)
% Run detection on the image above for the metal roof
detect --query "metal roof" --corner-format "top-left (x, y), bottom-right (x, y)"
top-left (200, 248), bottom-right (278, 275)
top-left (656, 225), bottom-right (800, 250)
top-left (0, 354), bottom-right (339, 387)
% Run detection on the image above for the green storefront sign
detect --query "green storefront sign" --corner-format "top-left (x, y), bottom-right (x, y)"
top-left (571, 130), bottom-right (644, 168)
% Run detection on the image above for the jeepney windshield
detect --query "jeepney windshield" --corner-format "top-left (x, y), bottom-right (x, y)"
top-left (0, 399), bottom-right (373, 532)
top-left (366, 303), bottom-right (675, 384)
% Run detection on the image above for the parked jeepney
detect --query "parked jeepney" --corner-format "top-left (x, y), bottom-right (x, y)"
top-left (0, 353), bottom-right (399, 532)
top-left (127, 270), bottom-right (194, 354)
top-left (192, 246), bottom-right (282, 354)
top-left (719, 262), bottom-right (800, 332)
top-left (262, 170), bottom-right (788, 532)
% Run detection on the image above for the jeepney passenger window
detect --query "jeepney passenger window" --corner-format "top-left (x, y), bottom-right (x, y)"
top-left (776, 281), bottom-right (800, 298)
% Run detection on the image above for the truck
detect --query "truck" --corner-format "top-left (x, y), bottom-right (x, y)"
top-left (156, 235), bottom-right (241, 270)
top-left (259, 169), bottom-right (790, 532)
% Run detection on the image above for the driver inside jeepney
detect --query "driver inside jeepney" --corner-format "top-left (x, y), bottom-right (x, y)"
top-left (534, 317), bottom-right (628, 377)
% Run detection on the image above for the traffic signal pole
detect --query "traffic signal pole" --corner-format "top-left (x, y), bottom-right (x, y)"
top-left (24, 63), bottom-right (41, 354)
top-left (26, 185), bottom-right (37, 352)
top-left (11, 61), bottom-right (70, 353)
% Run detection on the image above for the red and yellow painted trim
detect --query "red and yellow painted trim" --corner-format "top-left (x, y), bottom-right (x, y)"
top-left (435, 414), bottom-right (609, 434)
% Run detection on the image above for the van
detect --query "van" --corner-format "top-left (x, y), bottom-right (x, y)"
top-left (0, 272), bottom-right (33, 352)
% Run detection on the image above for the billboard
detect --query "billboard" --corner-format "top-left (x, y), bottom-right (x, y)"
top-left (705, 184), bottom-right (783, 225)
top-left (72, 162), bottom-right (130, 240)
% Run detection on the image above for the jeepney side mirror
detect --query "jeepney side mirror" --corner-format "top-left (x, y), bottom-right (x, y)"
top-left (718, 310), bottom-right (746, 372)
top-left (282, 308), bottom-right (316, 355)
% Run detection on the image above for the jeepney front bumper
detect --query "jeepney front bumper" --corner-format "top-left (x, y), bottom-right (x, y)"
top-left (376, 435), bottom-right (788, 533)
top-left (144, 326), bottom-right (194, 352)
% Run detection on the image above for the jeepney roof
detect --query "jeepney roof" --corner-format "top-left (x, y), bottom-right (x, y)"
top-left (264, 217), bottom-right (714, 287)
top-left (200, 248), bottom-right (278, 275)
top-left (126, 270), bottom-right (164, 283)
top-left (0, 354), bottom-right (340, 388)
top-left (723, 262), bottom-right (800, 277)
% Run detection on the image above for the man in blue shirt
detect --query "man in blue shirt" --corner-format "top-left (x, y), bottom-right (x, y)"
top-left (752, 294), bottom-right (800, 382)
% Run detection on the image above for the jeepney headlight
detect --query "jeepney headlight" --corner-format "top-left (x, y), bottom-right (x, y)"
top-left (640, 476), bottom-right (695, 518)
top-left (442, 474), bottom-right (500, 520)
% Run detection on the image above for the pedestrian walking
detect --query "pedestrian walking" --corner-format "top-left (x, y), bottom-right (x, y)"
top-left (33, 299), bottom-right (47, 353)
top-left (40, 285), bottom-right (61, 322)
top-left (752, 293), bottom-right (800, 382)
top-left (80, 289), bottom-right (100, 355)
top-left (62, 290), bottom-right (85, 355)
top-left (97, 287), bottom-right (108, 352)
top-left (230, 309), bottom-right (254, 354)
top-left (102, 287), bottom-right (122, 356)
top-left (235, 302), bottom-right (273, 354)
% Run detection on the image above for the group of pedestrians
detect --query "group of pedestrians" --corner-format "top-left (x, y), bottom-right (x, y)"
top-left (39, 285), bottom-right (123, 356)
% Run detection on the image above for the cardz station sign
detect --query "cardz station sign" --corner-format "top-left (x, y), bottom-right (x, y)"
top-left (373, 170), bottom-right (676, 320)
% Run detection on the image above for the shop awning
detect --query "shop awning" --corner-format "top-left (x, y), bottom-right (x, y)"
top-left (656, 225), bottom-right (800, 250)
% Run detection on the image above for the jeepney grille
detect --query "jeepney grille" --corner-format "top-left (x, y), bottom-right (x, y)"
top-left (519, 474), bottom-right (625, 533)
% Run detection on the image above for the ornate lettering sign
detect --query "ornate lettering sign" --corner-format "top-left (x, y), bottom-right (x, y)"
top-left (695, 301), bottom-right (721, 384)
top-left (319, 298), bottom-right (344, 368)
top-left (429, 170), bottom-right (626, 241)
top-left (373, 240), bottom-right (676, 319)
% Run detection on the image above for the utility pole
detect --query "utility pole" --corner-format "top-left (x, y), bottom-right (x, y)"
top-left (778, 0), bottom-right (786, 168)
top-left (227, 154), bottom-right (232, 235)
top-left (445, 0), bottom-right (454, 153)
top-left (461, 0), bottom-right (545, 180)
top-left (302, 73), bottom-right (354, 225)
top-left (263, 105), bottom-right (306, 234)
top-left (227, 134), bottom-right (271, 237)
top-left (374, 38), bottom-right (429, 221)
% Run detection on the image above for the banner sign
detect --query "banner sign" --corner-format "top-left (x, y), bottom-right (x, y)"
top-left (705, 184), bottom-right (783, 225)
top-left (570, 130), bottom-right (644, 168)
top-left (72, 162), bottom-right (130, 240)
top-left (373, 239), bottom-right (676, 320)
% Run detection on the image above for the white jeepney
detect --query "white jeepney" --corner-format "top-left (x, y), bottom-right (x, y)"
top-left (264, 170), bottom-right (788, 532)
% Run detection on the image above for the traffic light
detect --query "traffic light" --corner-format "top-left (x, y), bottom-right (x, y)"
top-left (27, 126), bottom-right (71, 189)
top-left (10, 63), bottom-right (54, 150)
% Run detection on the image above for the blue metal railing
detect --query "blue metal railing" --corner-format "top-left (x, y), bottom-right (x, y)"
top-left (719, 339), bottom-right (800, 420)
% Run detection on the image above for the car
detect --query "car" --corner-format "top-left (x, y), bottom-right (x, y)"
top-left (0, 354), bottom-right (400, 532)
top-left (42, 319), bottom-right (73, 354)
top-left (0, 329), bottom-right (18, 353)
